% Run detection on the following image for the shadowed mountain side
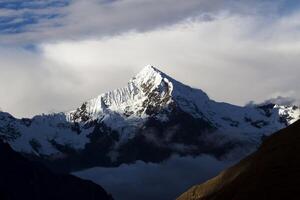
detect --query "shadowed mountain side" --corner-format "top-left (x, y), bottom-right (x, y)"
top-left (177, 120), bottom-right (300, 200)
top-left (0, 140), bottom-right (113, 200)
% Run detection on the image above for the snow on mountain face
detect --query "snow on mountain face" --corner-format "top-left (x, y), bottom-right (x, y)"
top-left (67, 65), bottom-right (209, 122)
top-left (67, 65), bottom-right (299, 140)
top-left (66, 65), bottom-right (211, 140)
top-left (0, 112), bottom-right (90, 156)
top-left (0, 65), bottom-right (299, 170)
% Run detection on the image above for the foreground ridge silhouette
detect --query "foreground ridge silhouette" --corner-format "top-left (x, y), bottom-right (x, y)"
top-left (0, 140), bottom-right (113, 200)
top-left (177, 120), bottom-right (300, 200)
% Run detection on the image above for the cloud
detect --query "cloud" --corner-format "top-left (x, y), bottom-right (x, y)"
top-left (0, 0), bottom-right (287, 44)
top-left (255, 96), bottom-right (298, 107)
top-left (73, 155), bottom-right (233, 200)
top-left (0, 1), bottom-right (300, 117)
top-left (0, 0), bottom-right (68, 35)
top-left (40, 13), bottom-right (300, 105)
top-left (1, 10), bottom-right (300, 117)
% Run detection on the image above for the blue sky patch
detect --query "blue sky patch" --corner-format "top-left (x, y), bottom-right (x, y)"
top-left (0, 0), bottom-right (70, 10)
top-left (0, 0), bottom-right (68, 34)
top-left (0, 13), bottom-right (62, 34)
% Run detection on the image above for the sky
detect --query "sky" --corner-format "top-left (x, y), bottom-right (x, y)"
top-left (0, 0), bottom-right (300, 117)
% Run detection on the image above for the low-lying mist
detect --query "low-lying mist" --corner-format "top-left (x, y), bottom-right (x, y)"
top-left (74, 155), bottom-right (235, 200)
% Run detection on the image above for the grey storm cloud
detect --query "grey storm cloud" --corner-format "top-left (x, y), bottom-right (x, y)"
top-left (0, 0), bottom-right (284, 44)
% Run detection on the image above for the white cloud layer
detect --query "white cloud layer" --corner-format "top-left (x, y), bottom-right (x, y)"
top-left (0, 1), bottom-right (300, 117)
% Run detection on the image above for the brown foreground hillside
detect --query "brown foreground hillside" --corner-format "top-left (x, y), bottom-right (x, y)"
top-left (177, 120), bottom-right (300, 200)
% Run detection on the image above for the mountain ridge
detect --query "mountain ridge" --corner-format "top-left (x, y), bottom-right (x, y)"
top-left (67, 65), bottom-right (210, 122)
top-left (0, 65), bottom-right (299, 172)
top-left (177, 120), bottom-right (300, 200)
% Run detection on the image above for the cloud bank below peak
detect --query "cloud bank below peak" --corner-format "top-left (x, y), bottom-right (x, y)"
top-left (74, 155), bottom-right (233, 200)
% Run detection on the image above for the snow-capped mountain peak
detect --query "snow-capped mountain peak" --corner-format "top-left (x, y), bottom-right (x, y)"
top-left (1, 65), bottom-right (299, 167)
top-left (68, 65), bottom-right (172, 122)
top-left (68, 65), bottom-right (210, 123)
top-left (131, 65), bottom-right (166, 85)
top-left (67, 65), bottom-right (299, 135)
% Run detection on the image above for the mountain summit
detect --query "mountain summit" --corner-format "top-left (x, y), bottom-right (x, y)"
top-left (68, 65), bottom-right (209, 123)
top-left (0, 65), bottom-right (299, 171)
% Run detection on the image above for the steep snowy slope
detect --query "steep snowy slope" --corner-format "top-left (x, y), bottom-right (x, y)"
top-left (0, 66), bottom-right (299, 171)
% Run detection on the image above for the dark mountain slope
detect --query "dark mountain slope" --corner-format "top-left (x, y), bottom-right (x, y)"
top-left (177, 120), bottom-right (300, 200)
top-left (0, 140), bottom-right (113, 200)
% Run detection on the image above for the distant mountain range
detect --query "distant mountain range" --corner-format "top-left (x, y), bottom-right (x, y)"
top-left (177, 119), bottom-right (300, 200)
top-left (0, 139), bottom-right (112, 200)
top-left (0, 65), bottom-right (299, 172)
